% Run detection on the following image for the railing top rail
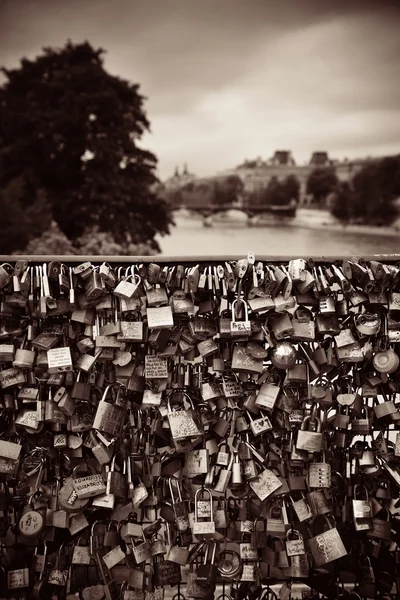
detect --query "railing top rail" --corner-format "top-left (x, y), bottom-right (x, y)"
top-left (1, 254), bottom-right (400, 264)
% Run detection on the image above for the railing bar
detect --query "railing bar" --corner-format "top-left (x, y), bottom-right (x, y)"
top-left (2, 254), bottom-right (400, 264)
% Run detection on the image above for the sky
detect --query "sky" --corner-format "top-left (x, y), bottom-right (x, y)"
top-left (1, 0), bottom-right (400, 180)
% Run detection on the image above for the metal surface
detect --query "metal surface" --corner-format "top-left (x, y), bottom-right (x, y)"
top-left (2, 254), bottom-right (400, 264)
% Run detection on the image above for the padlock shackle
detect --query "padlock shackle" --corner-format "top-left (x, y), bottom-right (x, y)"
top-left (166, 389), bottom-right (194, 411)
top-left (100, 382), bottom-right (124, 403)
top-left (168, 476), bottom-right (183, 504)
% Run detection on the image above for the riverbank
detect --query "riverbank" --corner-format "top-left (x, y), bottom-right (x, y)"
top-left (172, 208), bottom-right (400, 238)
top-left (264, 208), bottom-right (400, 238)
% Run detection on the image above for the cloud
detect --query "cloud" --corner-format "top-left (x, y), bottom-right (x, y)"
top-left (0, 0), bottom-right (399, 178)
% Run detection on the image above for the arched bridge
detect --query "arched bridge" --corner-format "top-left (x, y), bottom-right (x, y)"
top-left (176, 203), bottom-right (297, 219)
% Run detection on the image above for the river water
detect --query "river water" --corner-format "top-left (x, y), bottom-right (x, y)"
top-left (157, 217), bottom-right (399, 257)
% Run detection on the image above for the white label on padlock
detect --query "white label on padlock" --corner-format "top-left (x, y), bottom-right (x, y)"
top-left (230, 320), bottom-right (252, 335)
top-left (47, 347), bottom-right (72, 373)
top-left (238, 519), bottom-right (254, 533)
top-left (8, 568), bottom-right (29, 589)
top-left (73, 474), bottom-right (106, 498)
top-left (240, 543), bottom-right (258, 561)
top-left (223, 380), bottom-right (243, 398)
top-left (192, 521), bottom-right (216, 535)
top-left (48, 568), bottom-right (69, 586)
top-left (145, 355), bottom-right (168, 379)
top-left (196, 500), bottom-right (211, 518)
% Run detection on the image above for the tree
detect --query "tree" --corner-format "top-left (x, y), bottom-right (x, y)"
top-left (329, 155), bottom-right (400, 225)
top-left (248, 176), bottom-right (299, 209)
top-left (350, 159), bottom-right (398, 225)
top-left (0, 41), bottom-right (173, 252)
top-left (15, 220), bottom-right (155, 255)
top-left (331, 182), bottom-right (353, 222)
top-left (306, 167), bottom-right (339, 205)
top-left (212, 175), bottom-right (244, 206)
top-left (0, 176), bottom-right (52, 253)
top-left (281, 174), bottom-right (300, 203)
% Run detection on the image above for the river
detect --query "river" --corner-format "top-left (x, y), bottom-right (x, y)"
top-left (157, 215), bottom-right (399, 257)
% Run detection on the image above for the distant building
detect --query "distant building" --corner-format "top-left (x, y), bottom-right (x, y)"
top-left (163, 152), bottom-right (389, 208)
top-left (309, 152), bottom-right (332, 167)
top-left (268, 150), bottom-right (296, 167)
top-left (222, 151), bottom-right (380, 206)
top-left (163, 164), bottom-right (196, 190)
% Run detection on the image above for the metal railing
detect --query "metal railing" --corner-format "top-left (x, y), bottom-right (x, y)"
top-left (3, 253), bottom-right (400, 265)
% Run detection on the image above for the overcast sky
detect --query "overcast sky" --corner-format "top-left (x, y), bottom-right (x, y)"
top-left (1, 0), bottom-right (400, 180)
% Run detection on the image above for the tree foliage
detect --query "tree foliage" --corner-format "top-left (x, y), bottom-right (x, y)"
top-left (331, 155), bottom-right (400, 225)
top-left (248, 175), bottom-right (300, 207)
top-left (14, 221), bottom-right (155, 256)
top-left (212, 175), bottom-right (244, 206)
top-left (0, 41), bottom-right (172, 253)
top-left (281, 174), bottom-right (300, 203)
top-left (0, 176), bottom-right (52, 253)
top-left (306, 167), bottom-right (339, 204)
top-left (330, 182), bottom-right (352, 222)
top-left (164, 175), bottom-right (244, 209)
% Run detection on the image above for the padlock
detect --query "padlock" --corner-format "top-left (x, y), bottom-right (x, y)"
top-left (306, 489), bottom-right (332, 517)
top-left (274, 537), bottom-right (289, 569)
top-left (230, 299), bottom-right (251, 337)
top-left (196, 540), bottom-right (218, 587)
top-left (307, 452), bottom-right (332, 488)
top-left (166, 390), bottom-right (203, 441)
top-left (357, 555), bottom-right (377, 599)
top-left (213, 408), bottom-right (233, 438)
top-left (17, 491), bottom-right (46, 539)
top-left (367, 505), bottom-right (392, 541)
top-left (192, 487), bottom-right (215, 537)
top-left (214, 498), bottom-right (228, 529)
top-left (246, 409), bottom-right (272, 436)
top-left (215, 441), bottom-right (231, 467)
top-left (239, 533), bottom-right (258, 561)
top-left (165, 519), bottom-right (189, 566)
top-left (351, 406), bottom-right (372, 435)
top-left (266, 502), bottom-right (287, 538)
top-left (307, 515), bottom-right (347, 566)
top-left (47, 544), bottom-right (69, 586)
top-left (230, 451), bottom-right (242, 487)
top-left (103, 520), bottom-right (120, 547)
top-left (296, 415), bottom-right (323, 453)
top-left (285, 528), bottom-right (305, 557)
top-left (352, 484), bottom-right (373, 532)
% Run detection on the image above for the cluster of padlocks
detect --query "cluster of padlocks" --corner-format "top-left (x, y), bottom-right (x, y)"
top-left (1, 254), bottom-right (400, 599)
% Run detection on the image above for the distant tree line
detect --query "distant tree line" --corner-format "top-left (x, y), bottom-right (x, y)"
top-left (164, 174), bottom-right (300, 210)
top-left (165, 156), bottom-right (400, 226)
top-left (306, 157), bottom-right (400, 225)
top-left (248, 174), bottom-right (300, 207)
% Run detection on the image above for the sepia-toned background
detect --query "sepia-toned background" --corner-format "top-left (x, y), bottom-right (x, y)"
top-left (1, 0), bottom-right (400, 256)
